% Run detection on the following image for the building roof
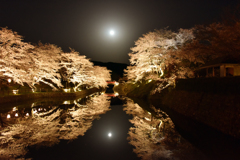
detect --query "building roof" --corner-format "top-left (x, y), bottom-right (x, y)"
top-left (197, 56), bottom-right (240, 69)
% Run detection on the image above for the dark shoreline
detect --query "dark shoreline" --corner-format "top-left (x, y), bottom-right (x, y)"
top-left (114, 77), bottom-right (240, 139)
top-left (0, 88), bottom-right (103, 104)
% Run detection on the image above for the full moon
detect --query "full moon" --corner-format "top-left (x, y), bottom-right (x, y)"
top-left (109, 30), bottom-right (115, 36)
top-left (108, 132), bottom-right (112, 137)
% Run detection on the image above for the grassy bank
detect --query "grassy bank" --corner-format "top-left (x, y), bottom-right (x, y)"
top-left (0, 88), bottom-right (103, 104)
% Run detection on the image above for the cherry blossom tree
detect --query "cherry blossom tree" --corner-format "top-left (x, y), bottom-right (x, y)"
top-left (0, 27), bottom-right (111, 91)
top-left (59, 49), bottom-right (94, 90)
top-left (59, 50), bottom-right (111, 91)
top-left (124, 28), bottom-right (195, 92)
top-left (87, 66), bottom-right (111, 89)
top-left (180, 22), bottom-right (240, 64)
top-left (0, 28), bottom-right (63, 90)
top-left (0, 27), bottom-right (34, 86)
top-left (30, 43), bottom-right (63, 90)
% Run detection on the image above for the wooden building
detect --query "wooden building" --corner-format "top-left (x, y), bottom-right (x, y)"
top-left (195, 57), bottom-right (240, 77)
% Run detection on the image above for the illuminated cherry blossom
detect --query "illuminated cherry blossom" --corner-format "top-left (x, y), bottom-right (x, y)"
top-left (125, 28), bottom-right (195, 92)
top-left (0, 27), bottom-right (34, 86)
top-left (0, 28), bottom-right (111, 90)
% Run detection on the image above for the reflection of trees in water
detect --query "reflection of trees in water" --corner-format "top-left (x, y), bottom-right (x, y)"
top-left (124, 98), bottom-right (208, 160)
top-left (123, 98), bottom-right (177, 160)
top-left (0, 94), bottom-right (110, 159)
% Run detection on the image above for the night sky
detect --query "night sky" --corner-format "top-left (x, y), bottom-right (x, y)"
top-left (1, 0), bottom-right (239, 64)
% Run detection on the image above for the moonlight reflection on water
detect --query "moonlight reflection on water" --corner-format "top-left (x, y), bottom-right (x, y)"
top-left (0, 93), bottom-right (229, 160)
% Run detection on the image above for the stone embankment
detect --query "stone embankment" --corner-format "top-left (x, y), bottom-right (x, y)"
top-left (114, 77), bottom-right (240, 139)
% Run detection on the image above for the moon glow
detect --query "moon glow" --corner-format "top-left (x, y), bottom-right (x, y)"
top-left (109, 30), bottom-right (115, 36)
top-left (108, 132), bottom-right (112, 137)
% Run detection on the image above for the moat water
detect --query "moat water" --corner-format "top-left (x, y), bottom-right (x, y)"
top-left (0, 92), bottom-right (239, 160)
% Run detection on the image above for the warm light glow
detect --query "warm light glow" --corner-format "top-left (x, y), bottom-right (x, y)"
top-left (13, 90), bottom-right (18, 94)
top-left (63, 88), bottom-right (70, 92)
top-left (146, 69), bottom-right (151, 72)
top-left (145, 117), bottom-right (151, 121)
top-left (26, 113), bottom-right (29, 116)
top-left (160, 68), bottom-right (164, 77)
top-left (63, 101), bottom-right (70, 104)
top-left (13, 107), bottom-right (17, 111)
top-left (8, 79), bottom-right (11, 83)
top-left (148, 79), bottom-right (152, 83)
top-left (115, 82), bottom-right (119, 86)
top-left (33, 109), bottom-right (37, 114)
top-left (115, 92), bottom-right (119, 96)
top-left (7, 114), bottom-right (10, 119)
top-left (159, 120), bottom-right (163, 128)
top-left (74, 100), bottom-right (77, 105)
top-left (109, 30), bottom-right (115, 36)
top-left (108, 132), bottom-right (112, 137)
top-left (32, 89), bottom-right (35, 92)
top-left (73, 87), bottom-right (77, 92)
top-left (15, 113), bottom-right (18, 117)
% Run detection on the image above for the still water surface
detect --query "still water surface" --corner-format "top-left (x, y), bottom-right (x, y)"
top-left (0, 92), bottom-right (239, 160)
